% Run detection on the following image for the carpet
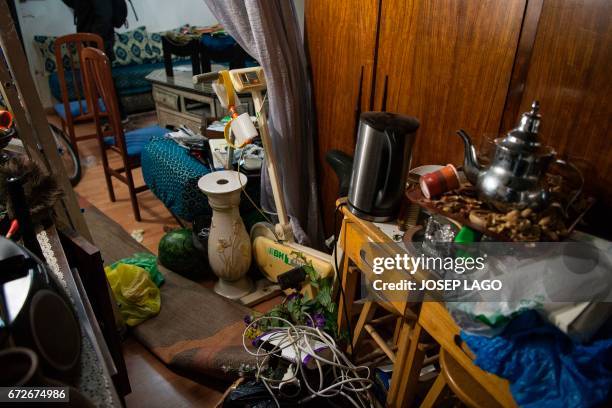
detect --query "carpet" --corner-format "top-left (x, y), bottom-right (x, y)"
top-left (82, 202), bottom-right (256, 381)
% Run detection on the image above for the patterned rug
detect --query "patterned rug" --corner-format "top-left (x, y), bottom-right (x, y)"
top-left (83, 201), bottom-right (256, 382)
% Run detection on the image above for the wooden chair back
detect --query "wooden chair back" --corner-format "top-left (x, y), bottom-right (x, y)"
top-left (81, 47), bottom-right (127, 157)
top-left (54, 33), bottom-right (103, 121)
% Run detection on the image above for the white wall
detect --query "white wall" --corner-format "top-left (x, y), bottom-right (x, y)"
top-left (17, 0), bottom-right (218, 107)
top-left (17, 0), bottom-right (306, 108)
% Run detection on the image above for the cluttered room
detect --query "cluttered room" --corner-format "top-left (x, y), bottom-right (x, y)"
top-left (0, 0), bottom-right (611, 407)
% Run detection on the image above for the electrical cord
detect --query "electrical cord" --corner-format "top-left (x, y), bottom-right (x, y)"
top-left (234, 148), bottom-right (274, 225)
top-left (229, 90), bottom-right (275, 225)
top-left (243, 315), bottom-right (373, 407)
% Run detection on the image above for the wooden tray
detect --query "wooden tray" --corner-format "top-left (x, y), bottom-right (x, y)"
top-left (406, 187), bottom-right (594, 242)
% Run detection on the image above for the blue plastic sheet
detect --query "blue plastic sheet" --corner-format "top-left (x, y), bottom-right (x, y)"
top-left (461, 311), bottom-right (612, 408)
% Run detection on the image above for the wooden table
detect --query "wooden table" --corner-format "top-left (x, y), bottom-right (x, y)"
top-left (336, 201), bottom-right (516, 407)
top-left (146, 68), bottom-right (254, 135)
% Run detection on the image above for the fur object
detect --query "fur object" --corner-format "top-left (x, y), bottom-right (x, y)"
top-left (0, 156), bottom-right (64, 225)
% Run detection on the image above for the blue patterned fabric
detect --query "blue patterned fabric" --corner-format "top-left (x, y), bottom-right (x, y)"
top-left (462, 311), bottom-right (612, 408)
top-left (112, 26), bottom-right (154, 67)
top-left (53, 98), bottom-right (106, 120)
top-left (142, 136), bottom-right (213, 220)
top-left (33, 35), bottom-right (76, 74)
top-left (147, 31), bottom-right (165, 63)
top-left (104, 126), bottom-right (167, 157)
top-left (141, 136), bottom-right (261, 221)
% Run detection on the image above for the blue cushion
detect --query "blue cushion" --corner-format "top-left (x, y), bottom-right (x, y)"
top-left (104, 125), bottom-right (167, 157)
top-left (53, 98), bottom-right (106, 120)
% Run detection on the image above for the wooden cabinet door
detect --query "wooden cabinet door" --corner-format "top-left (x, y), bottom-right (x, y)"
top-left (513, 0), bottom-right (612, 209)
top-left (373, 0), bottom-right (527, 168)
top-left (306, 0), bottom-right (380, 234)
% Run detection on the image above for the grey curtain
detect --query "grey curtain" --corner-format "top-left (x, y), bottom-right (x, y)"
top-left (203, 0), bottom-right (323, 246)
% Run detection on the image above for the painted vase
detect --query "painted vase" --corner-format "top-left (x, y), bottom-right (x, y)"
top-left (198, 170), bottom-right (252, 299)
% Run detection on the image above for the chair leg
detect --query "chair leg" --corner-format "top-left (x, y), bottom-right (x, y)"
top-left (352, 301), bottom-right (377, 349)
top-left (125, 165), bottom-right (141, 222)
top-left (66, 119), bottom-right (79, 159)
top-left (104, 167), bottom-right (116, 202)
top-left (99, 150), bottom-right (115, 202)
top-left (392, 316), bottom-right (403, 345)
top-left (420, 372), bottom-right (447, 408)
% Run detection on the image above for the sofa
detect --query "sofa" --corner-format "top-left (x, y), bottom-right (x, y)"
top-left (34, 26), bottom-right (243, 115)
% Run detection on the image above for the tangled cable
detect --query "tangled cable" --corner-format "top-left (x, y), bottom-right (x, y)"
top-left (243, 315), bottom-right (374, 407)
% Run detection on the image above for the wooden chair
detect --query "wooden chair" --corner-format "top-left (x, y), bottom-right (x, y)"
top-left (53, 33), bottom-right (107, 157)
top-left (420, 350), bottom-right (502, 408)
top-left (81, 47), bottom-right (167, 221)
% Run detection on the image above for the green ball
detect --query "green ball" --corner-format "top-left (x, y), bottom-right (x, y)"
top-left (158, 229), bottom-right (202, 275)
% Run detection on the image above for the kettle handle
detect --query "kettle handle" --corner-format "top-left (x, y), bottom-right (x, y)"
top-left (552, 159), bottom-right (584, 217)
top-left (376, 130), bottom-right (396, 205)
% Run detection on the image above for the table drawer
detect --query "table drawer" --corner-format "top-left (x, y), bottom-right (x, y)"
top-left (153, 87), bottom-right (179, 110)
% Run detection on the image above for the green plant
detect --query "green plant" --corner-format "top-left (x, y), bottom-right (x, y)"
top-left (245, 252), bottom-right (341, 340)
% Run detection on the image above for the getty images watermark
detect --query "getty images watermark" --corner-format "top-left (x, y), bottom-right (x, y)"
top-left (371, 253), bottom-right (502, 292)
top-left (360, 241), bottom-right (612, 303)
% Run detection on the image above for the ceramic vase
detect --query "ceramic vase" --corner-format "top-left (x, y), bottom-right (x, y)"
top-left (198, 170), bottom-right (252, 299)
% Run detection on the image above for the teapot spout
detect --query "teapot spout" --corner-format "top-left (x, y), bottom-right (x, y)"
top-left (456, 129), bottom-right (482, 185)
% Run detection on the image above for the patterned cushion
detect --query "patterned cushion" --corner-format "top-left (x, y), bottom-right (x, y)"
top-left (146, 31), bottom-right (164, 63)
top-left (112, 26), bottom-right (154, 67)
top-left (33, 35), bottom-right (76, 74)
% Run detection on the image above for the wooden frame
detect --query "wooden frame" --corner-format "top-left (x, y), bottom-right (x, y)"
top-left (58, 227), bottom-right (131, 399)
top-left (82, 47), bottom-right (148, 221)
top-left (0, 1), bottom-right (91, 241)
top-left (54, 33), bottom-right (108, 157)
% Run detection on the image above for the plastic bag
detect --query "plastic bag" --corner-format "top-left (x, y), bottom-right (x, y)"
top-left (105, 263), bottom-right (161, 326)
top-left (111, 253), bottom-right (164, 287)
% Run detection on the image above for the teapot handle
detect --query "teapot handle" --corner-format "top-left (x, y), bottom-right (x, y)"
top-left (552, 159), bottom-right (584, 217)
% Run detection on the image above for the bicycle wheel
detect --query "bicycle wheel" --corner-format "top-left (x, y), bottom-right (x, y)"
top-left (49, 124), bottom-right (81, 186)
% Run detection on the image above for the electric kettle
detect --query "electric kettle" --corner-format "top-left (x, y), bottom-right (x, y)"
top-left (348, 112), bottom-right (419, 221)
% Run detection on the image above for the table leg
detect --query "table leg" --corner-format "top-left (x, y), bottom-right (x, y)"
top-left (387, 321), bottom-right (425, 407)
top-left (352, 301), bottom-right (377, 349)
top-left (337, 255), bottom-right (359, 345)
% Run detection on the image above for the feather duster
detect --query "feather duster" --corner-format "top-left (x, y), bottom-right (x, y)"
top-left (0, 156), bottom-right (64, 225)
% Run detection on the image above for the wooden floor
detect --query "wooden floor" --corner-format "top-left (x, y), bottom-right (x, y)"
top-left (49, 113), bottom-right (180, 254)
top-left (122, 337), bottom-right (225, 407)
top-left (50, 113), bottom-right (234, 407)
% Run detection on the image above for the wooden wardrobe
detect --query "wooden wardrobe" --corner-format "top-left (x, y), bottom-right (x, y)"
top-left (305, 0), bottom-right (612, 235)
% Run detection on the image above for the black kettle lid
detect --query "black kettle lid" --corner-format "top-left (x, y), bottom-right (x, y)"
top-left (360, 111), bottom-right (420, 134)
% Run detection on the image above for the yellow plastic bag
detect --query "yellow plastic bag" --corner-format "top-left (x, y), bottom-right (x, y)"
top-left (105, 263), bottom-right (161, 326)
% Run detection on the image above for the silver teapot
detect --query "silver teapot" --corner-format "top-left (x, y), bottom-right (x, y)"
top-left (457, 101), bottom-right (582, 212)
